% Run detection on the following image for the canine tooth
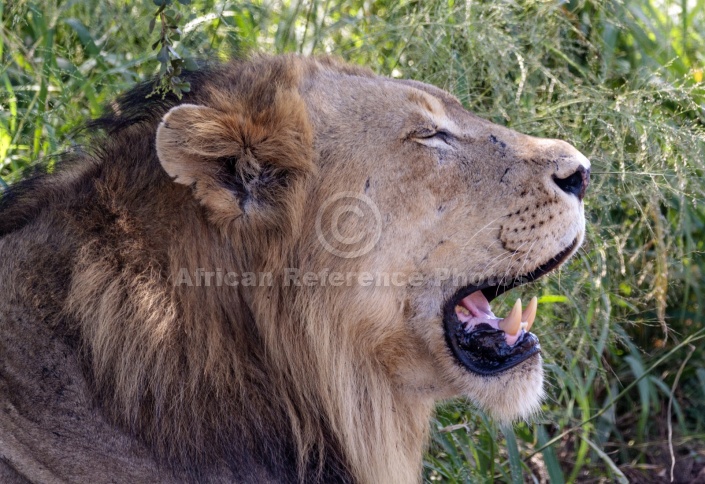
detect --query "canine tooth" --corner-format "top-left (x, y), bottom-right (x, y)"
top-left (499, 298), bottom-right (522, 335)
top-left (522, 296), bottom-right (538, 332)
top-left (456, 305), bottom-right (470, 316)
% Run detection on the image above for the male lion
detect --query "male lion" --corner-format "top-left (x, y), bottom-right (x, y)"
top-left (0, 55), bottom-right (589, 483)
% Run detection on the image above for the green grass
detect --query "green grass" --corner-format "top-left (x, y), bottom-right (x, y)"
top-left (3, 0), bottom-right (705, 481)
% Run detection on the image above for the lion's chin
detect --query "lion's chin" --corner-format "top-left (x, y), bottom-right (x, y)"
top-left (472, 355), bottom-right (545, 424)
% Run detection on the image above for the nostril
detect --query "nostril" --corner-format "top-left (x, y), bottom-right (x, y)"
top-left (552, 165), bottom-right (590, 201)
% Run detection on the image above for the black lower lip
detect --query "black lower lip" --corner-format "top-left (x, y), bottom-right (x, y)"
top-left (444, 321), bottom-right (541, 375)
top-left (442, 238), bottom-right (578, 376)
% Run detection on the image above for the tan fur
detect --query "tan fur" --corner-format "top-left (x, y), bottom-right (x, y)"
top-left (0, 55), bottom-right (589, 483)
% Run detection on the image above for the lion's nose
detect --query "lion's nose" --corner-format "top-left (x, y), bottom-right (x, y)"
top-left (552, 165), bottom-right (590, 201)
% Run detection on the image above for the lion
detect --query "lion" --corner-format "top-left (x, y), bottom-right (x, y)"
top-left (0, 55), bottom-right (589, 483)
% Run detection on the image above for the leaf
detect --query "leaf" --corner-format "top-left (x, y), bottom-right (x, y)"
top-left (153, 0), bottom-right (168, 6)
top-left (625, 355), bottom-right (652, 440)
top-left (0, 127), bottom-right (11, 166)
top-left (697, 368), bottom-right (705, 399)
top-left (167, 46), bottom-right (181, 59)
top-left (148, 17), bottom-right (156, 34)
top-left (63, 19), bottom-right (100, 56)
top-left (536, 425), bottom-right (565, 484)
top-left (177, 0), bottom-right (191, 4)
top-left (184, 58), bottom-right (198, 70)
top-left (580, 435), bottom-right (629, 484)
top-left (502, 425), bottom-right (523, 484)
top-left (156, 45), bottom-right (169, 64)
top-left (537, 295), bottom-right (568, 304)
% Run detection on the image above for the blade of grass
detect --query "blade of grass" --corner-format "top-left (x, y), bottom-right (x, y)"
top-left (501, 425), bottom-right (523, 484)
top-left (580, 434), bottom-right (629, 484)
top-left (624, 354), bottom-right (652, 440)
top-left (536, 424), bottom-right (565, 484)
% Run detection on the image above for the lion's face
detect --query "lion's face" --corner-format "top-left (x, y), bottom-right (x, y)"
top-left (155, 56), bottom-right (589, 433)
top-left (298, 69), bottom-right (589, 422)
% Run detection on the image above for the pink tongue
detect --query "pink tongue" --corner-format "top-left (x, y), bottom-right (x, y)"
top-left (457, 291), bottom-right (522, 346)
top-left (461, 291), bottom-right (494, 318)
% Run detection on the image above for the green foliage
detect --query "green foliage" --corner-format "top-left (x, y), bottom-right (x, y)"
top-left (149, 0), bottom-right (195, 98)
top-left (2, 0), bottom-right (705, 481)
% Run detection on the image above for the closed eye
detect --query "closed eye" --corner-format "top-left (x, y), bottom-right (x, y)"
top-left (413, 129), bottom-right (455, 148)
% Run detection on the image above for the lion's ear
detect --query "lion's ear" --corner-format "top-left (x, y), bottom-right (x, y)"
top-left (156, 96), bottom-right (314, 224)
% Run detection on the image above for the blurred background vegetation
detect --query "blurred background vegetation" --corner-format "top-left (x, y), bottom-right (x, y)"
top-left (2, 0), bottom-right (705, 482)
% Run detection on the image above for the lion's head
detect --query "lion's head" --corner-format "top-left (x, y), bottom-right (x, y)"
top-left (0, 55), bottom-right (588, 483)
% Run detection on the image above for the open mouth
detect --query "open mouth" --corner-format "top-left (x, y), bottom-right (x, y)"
top-left (443, 238), bottom-right (579, 376)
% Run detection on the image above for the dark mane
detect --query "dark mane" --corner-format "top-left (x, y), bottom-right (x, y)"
top-left (0, 154), bottom-right (92, 238)
top-left (87, 67), bottom-right (213, 134)
top-left (0, 67), bottom-right (213, 238)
